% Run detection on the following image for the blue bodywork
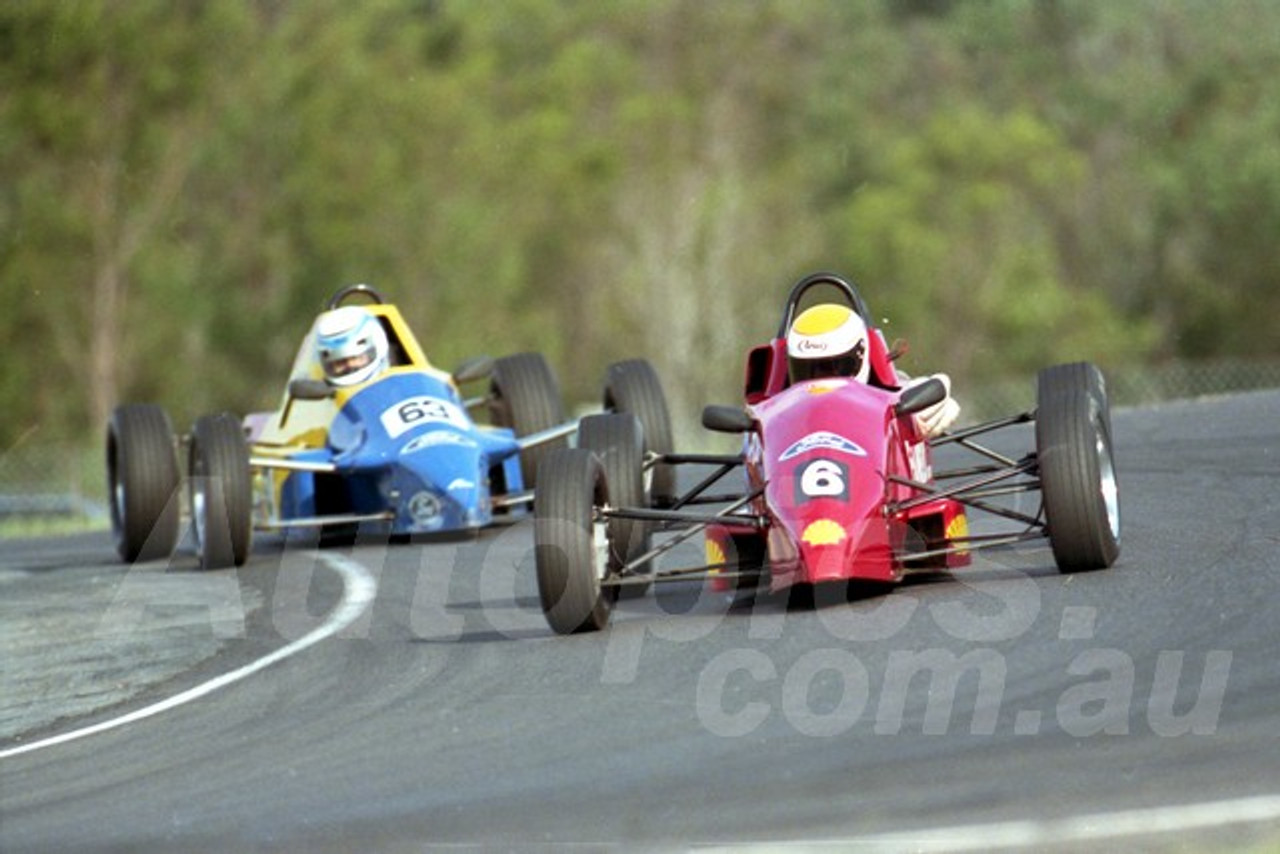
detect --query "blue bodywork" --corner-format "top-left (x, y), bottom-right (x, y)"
top-left (275, 372), bottom-right (524, 534)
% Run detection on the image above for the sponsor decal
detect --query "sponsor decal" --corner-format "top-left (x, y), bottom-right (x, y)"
top-left (804, 381), bottom-right (845, 395)
top-left (408, 491), bottom-right (442, 528)
top-left (909, 441), bottom-right (932, 482)
top-left (794, 339), bottom-right (830, 355)
top-left (706, 539), bottom-right (727, 574)
top-left (779, 431), bottom-right (867, 462)
top-left (446, 478), bottom-right (475, 492)
top-left (801, 518), bottom-right (846, 547)
top-left (381, 396), bottom-right (469, 439)
top-left (400, 429), bottom-right (477, 455)
top-left (947, 512), bottom-right (970, 556)
top-left (796, 458), bottom-right (848, 502)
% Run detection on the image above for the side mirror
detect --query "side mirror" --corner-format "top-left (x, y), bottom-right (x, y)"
top-left (452, 355), bottom-right (495, 384)
top-left (895, 377), bottom-right (946, 418)
top-left (288, 378), bottom-right (335, 401)
top-left (702, 404), bottom-right (754, 434)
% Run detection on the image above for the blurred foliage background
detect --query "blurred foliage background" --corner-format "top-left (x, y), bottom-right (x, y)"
top-left (2, 0), bottom-right (1278, 450)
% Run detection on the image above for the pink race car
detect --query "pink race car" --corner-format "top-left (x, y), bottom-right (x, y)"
top-left (534, 272), bottom-right (1120, 634)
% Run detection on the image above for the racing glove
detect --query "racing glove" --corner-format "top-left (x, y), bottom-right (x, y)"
top-left (907, 372), bottom-right (960, 438)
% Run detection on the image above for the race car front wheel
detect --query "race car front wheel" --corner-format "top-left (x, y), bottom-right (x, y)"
top-left (189, 413), bottom-right (253, 570)
top-left (107, 404), bottom-right (180, 563)
top-left (578, 412), bottom-right (652, 595)
top-left (534, 448), bottom-right (616, 634)
top-left (604, 358), bottom-right (676, 507)
top-left (489, 352), bottom-right (567, 489)
top-left (1035, 362), bottom-right (1120, 573)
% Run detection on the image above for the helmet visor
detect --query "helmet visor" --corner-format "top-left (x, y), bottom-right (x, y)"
top-left (324, 347), bottom-right (375, 379)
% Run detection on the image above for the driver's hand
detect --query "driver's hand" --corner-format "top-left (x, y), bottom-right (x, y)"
top-left (911, 373), bottom-right (960, 438)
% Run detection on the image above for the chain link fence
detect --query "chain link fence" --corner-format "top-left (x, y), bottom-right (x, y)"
top-left (2, 357), bottom-right (1278, 532)
top-left (963, 356), bottom-right (1280, 422)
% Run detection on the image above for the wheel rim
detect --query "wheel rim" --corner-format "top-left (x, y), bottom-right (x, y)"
top-left (1096, 427), bottom-right (1120, 541)
top-left (191, 457), bottom-right (207, 552)
top-left (592, 517), bottom-right (610, 582)
top-left (113, 480), bottom-right (126, 527)
top-left (109, 448), bottom-right (124, 528)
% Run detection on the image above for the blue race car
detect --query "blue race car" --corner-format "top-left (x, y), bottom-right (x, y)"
top-left (107, 285), bottom-right (575, 568)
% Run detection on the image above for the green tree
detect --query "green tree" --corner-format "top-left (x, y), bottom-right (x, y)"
top-left (845, 106), bottom-right (1156, 379)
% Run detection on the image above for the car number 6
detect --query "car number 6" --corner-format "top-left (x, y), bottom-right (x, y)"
top-left (801, 459), bottom-right (846, 498)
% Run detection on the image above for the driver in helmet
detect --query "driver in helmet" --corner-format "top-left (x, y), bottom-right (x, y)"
top-left (314, 305), bottom-right (390, 387)
top-left (786, 303), bottom-right (960, 437)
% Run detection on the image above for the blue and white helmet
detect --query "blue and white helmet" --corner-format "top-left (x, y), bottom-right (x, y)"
top-left (314, 306), bottom-right (389, 387)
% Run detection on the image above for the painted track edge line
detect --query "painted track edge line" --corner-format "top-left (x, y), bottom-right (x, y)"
top-left (0, 553), bottom-right (377, 760)
top-left (697, 793), bottom-right (1280, 852)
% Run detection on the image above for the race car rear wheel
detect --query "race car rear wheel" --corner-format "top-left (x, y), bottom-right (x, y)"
top-left (578, 412), bottom-right (652, 595)
top-left (489, 352), bottom-right (567, 489)
top-left (604, 358), bottom-right (676, 507)
top-left (534, 448), bottom-right (616, 634)
top-left (107, 404), bottom-right (180, 563)
top-left (723, 531), bottom-right (766, 593)
top-left (189, 413), bottom-right (253, 570)
top-left (1036, 362), bottom-right (1120, 573)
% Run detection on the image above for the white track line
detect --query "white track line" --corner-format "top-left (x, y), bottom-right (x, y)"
top-left (705, 794), bottom-right (1280, 852)
top-left (0, 552), bottom-right (377, 760)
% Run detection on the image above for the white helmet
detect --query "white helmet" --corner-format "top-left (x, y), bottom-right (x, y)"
top-left (315, 306), bottom-right (389, 387)
top-left (786, 303), bottom-right (870, 384)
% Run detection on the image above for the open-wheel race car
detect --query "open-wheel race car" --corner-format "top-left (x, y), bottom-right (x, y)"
top-left (107, 284), bottom-right (578, 568)
top-left (533, 272), bottom-right (1121, 634)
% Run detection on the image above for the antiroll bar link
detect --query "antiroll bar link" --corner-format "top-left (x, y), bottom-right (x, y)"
top-left (602, 486), bottom-right (767, 576)
top-left (900, 530), bottom-right (1047, 565)
top-left (890, 457), bottom-right (1037, 512)
top-left (929, 412), bottom-right (1035, 469)
top-left (888, 459), bottom-right (1046, 528)
top-left (603, 562), bottom-right (765, 588)
top-left (929, 411), bottom-right (1035, 447)
top-left (669, 461), bottom-right (742, 511)
top-left (658, 453), bottom-right (744, 465)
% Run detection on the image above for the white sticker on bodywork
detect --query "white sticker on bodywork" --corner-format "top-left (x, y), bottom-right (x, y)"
top-left (909, 441), bottom-right (932, 482)
top-left (779, 431), bottom-right (867, 462)
top-left (401, 430), bottom-right (477, 455)
top-left (381, 396), bottom-right (469, 439)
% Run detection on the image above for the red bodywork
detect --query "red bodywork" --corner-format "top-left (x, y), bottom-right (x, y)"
top-left (709, 335), bottom-right (969, 593)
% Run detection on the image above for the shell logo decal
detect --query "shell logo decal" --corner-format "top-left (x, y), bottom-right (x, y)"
top-left (706, 539), bottom-right (727, 573)
top-left (801, 519), bottom-right (846, 546)
top-left (947, 512), bottom-right (969, 556)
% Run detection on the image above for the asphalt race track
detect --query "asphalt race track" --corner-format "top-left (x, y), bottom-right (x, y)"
top-left (2, 390), bottom-right (1278, 852)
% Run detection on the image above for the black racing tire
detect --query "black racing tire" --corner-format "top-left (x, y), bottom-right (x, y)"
top-left (534, 448), bottom-right (615, 634)
top-left (604, 358), bottom-right (676, 507)
top-left (723, 531), bottom-right (766, 592)
top-left (189, 413), bottom-right (253, 569)
top-left (106, 404), bottom-right (180, 563)
top-left (1036, 362), bottom-right (1121, 573)
top-left (489, 352), bottom-right (567, 489)
top-left (578, 413), bottom-right (652, 595)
